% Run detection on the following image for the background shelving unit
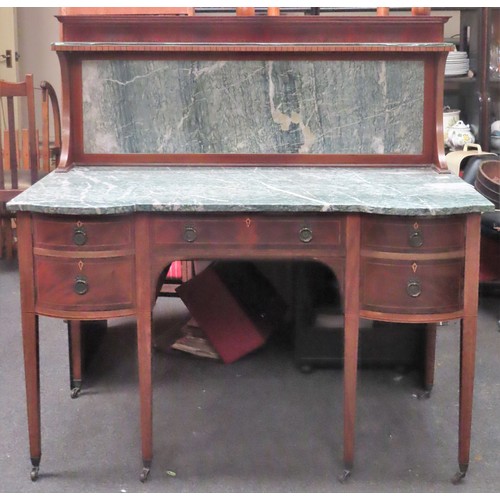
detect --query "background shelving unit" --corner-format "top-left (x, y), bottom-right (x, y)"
top-left (444, 7), bottom-right (500, 152)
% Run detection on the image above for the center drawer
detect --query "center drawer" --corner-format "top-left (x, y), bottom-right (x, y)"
top-left (152, 215), bottom-right (344, 249)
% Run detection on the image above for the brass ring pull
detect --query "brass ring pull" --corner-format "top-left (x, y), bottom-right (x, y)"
top-left (183, 226), bottom-right (197, 243)
top-left (73, 227), bottom-right (88, 246)
top-left (409, 230), bottom-right (423, 248)
top-left (299, 227), bottom-right (313, 243)
top-left (406, 279), bottom-right (421, 298)
top-left (74, 275), bottom-right (89, 295)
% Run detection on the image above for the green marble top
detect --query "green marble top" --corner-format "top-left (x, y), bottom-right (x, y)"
top-left (7, 165), bottom-right (494, 216)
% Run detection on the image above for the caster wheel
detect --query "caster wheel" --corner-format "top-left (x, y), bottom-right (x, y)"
top-left (452, 470), bottom-right (466, 485)
top-left (338, 469), bottom-right (351, 484)
top-left (30, 466), bottom-right (39, 482)
top-left (70, 388), bottom-right (80, 399)
top-left (416, 389), bottom-right (432, 400)
top-left (70, 387), bottom-right (81, 399)
top-left (140, 467), bottom-right (150, 483)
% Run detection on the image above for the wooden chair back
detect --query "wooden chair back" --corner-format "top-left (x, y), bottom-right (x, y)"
top-left (1, 75), bottom-right (61, 258)
top-left (40, 81), bottom-right (61, 169)
top-left (0, 74), bottom-right (38, 202)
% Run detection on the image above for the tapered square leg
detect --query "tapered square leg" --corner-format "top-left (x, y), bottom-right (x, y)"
top-left (137, 310), bottom-right (153, 477)
top-left (135, 214), bottom-right (154, 481)
top-left (340, 214), bottom-right (361, 481)
top-left (341, 313), bottom-right (359, 482)
top-left (456, 316), bottom-right (477, 478)
top-left (452, 213), bottom-right (481, 483)
top-left (67, 320), bottom-right (108, 398)
top-left (68, 320), bottom-right (83, 398)
top-left (21, 312), bottom-right (41, 479)
top-left (424, 323), bottom-right (437, 392)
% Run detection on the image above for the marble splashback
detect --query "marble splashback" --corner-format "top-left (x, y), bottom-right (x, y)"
top-left (82, 59), bottom-right (424, 155)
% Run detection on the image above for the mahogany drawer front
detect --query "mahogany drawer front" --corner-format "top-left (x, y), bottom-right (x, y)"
top-left (360, 257), bottom-right (464, 315)
top-left (361, 215), bottom-right (465, 253)
top-left (153, 215), bottom-right (344, 249)
top-left (34, 255), bottom-right (135, 312)
top-left (33, 214), bottom-right (133, 252)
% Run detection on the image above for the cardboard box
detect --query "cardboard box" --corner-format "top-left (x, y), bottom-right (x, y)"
top-left (176, 262), bottom-right (287, 363)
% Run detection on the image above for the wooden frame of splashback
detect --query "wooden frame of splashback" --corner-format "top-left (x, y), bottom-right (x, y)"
top-left (54, 15), bottom-right (452, 172)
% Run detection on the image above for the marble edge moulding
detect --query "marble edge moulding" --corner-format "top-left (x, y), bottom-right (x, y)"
top-left (53, 42), bottom-right (455, 48)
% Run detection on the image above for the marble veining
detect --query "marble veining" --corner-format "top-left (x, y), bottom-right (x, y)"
top-left (7, 166), bottom-right (494, 216)
top-left (82, 59), bottom-right (424, 155)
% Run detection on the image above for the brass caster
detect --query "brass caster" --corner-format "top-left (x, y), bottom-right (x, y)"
top-left (30, 466), bottom-right (39, 482)
top-left (417, 389), bottom-right (432, 400)
top-left (338, 469), bottom-right (351, 484)
top-left (140, 467), bottom-right (150, 483)
top-left (451, 470), bottom-right (466, 485)
top-left (70, 387), bottom-right (81, 399)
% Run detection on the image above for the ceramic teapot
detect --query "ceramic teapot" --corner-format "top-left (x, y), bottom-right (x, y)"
top-left (447, 120), bottom-right (475, 151)
top-left (443, 106), bottom-right (460, 147)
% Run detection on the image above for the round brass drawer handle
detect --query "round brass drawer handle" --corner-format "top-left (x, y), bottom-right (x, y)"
top-left (73, 227), bottom-right (88, 246)
top-left (74, 275), bottom-right (89, 295)
top-left (407, 279), bottom-right (421, 298)
top-left (183, 226), bottom-right (197, 243)
top-left (299, 227), bottom-right (313, 243)
top-left (409, 230), bottom-right (423, 248)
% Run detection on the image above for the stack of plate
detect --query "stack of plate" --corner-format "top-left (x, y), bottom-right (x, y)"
top-left (445, 51), bottom-right (470, 76)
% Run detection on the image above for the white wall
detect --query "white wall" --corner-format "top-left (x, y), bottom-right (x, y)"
top-left (16, 7), bottom-right (61, 134)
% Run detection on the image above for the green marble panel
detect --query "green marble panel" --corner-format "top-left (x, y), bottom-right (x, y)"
top-left (82, 59), bottom-right (424, 155)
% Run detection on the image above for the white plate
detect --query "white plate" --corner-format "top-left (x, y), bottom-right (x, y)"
top-left (445, 69), bottom-right (469, 76)
top-left (445, 62), bottom-right (469, 68)
top-left (445, 66), bottom-right (469, 72)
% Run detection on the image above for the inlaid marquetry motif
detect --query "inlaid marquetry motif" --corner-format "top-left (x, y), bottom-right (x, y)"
top-left (82, 59), bottom-right (424, 155)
